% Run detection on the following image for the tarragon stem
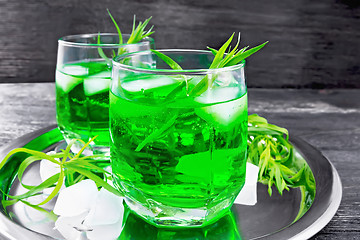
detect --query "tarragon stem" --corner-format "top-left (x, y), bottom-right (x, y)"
top-left (135, 113), bottom-right (179, 152)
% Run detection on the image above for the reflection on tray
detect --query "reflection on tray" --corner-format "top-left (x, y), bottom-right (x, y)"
top-left (120, 205), bottom-right (241, 240)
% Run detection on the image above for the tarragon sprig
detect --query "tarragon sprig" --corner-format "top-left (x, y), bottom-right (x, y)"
top-left (127, 15), bottom-right (154, 44)
top-left (0, 137), bottom-right (120, 218)
top-left (97, 10), bottom-right (154, 64)
top-left (248, 114), bottom-right (292, 196)
top-left (248, 114), bottom-right (315, 197)
top-left (190, 33), bottom-right (267, 96)
top-left (208, 33), bottom-right (268, 68)
top-left (151, 33), bottom-right (268, 98)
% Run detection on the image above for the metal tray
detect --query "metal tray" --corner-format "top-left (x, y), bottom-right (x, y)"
top-left (0, 125), bottom-right (342, 240)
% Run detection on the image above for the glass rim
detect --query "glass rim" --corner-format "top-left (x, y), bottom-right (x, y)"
top-left (112, 49), bottom-right (245, 75)
top-left (58, 33), bottom-right (153, 48)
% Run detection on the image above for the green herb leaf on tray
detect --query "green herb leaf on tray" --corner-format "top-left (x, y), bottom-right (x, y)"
top-left (248, 114), bottom-right (289, 140)
top-left (247, 114), bottom-right (315, 199)
top-left (0, 137), bottom-right (121, 215)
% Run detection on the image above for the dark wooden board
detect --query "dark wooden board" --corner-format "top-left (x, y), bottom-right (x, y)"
top-left (0, 0), bottom-right (359, 88)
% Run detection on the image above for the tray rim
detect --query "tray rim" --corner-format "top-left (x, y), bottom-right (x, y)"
top-left (0, 125), bottom-right (342, 240)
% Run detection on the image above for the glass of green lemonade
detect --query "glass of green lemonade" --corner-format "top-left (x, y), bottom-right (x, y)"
top-left (56, 33), bottom-right (154, 154)
top-left (110, 50), bottom-right (248, 227)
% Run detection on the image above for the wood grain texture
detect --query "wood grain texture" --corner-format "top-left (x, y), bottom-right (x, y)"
top-left (0, 83), bottom-right (56, 146)
top-left (0, 0), bottom-right (359, 88)
top-left (0, 83), bottom-right (359, 239)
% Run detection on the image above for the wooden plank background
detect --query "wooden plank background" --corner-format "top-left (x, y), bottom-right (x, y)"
top-left (0, 0), bottom-right (359, 88)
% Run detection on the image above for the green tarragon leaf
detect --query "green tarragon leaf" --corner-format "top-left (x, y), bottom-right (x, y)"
top-left (209, 33), bottom-right (235, 69)
top-left (151, 49), bottom-right (183, 70)
top-left (107, 9), bottom-right (123, 45)
top-left (226, 41), bottom-right (268, 66)
top-left (4, 174), bottom-right (60, 201)
top-left (38, 168), bottom-right (65, 205)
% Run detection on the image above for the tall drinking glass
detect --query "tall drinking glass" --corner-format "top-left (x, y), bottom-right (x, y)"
top-left (110, 50), bottom-right (248, 227)
top-left (56, 33), bottom-right (154, 154)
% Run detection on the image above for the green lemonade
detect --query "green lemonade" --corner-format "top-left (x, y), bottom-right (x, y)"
top-left (110, 74), bottom-right (248, 225)
top-left (56, 61), bottom-right (111, 153)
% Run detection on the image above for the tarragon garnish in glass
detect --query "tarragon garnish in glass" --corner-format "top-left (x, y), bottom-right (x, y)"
top-left (98, 10), bottom-right (154, 65)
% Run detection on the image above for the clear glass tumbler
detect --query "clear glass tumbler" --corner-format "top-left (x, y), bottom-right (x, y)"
top-left (110, 50), bottom-right (248, 227)
top-left (56, 33), bottom-right (154, 154)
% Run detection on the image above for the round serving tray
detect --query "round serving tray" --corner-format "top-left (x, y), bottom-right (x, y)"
top-left (0, 125), bottom-right (342, 240)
